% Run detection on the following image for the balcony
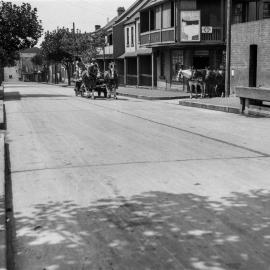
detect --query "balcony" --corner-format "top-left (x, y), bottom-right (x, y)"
top-left (140, 28), bottom-right (175, 46)
top-left (201, 27), bottom-right (224, 43)
top-left (97, 45), bottom-right (114, 56)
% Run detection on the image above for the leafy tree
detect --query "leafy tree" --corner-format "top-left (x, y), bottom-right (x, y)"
top-left (31, 54), bottom-right (43, 66)
top-left (0, 1), bottom-right (43, 67)
top-left (41, 28), bottom-right (106, 85)
top-left (41, 29), bottom-right (74, 85)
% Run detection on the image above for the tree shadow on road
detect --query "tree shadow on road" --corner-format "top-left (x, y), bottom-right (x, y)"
top-left (12, 190), bottom-right (270, 270)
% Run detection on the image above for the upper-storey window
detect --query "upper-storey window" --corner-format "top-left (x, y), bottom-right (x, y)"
top-left (131, 27), bottom-right (134, 47)
top-left (107, 33), bottom-right (113, 46)
top-left (140, 1), bottom-right (175, 33)
top-left (163, 1), bottom-right (175, 28)
top-left (232, 1), bottom-right (258, 23)
top-left (126, 28), bottom-right (130, 47)
top-left (263, 2), bottom-right (270, 18)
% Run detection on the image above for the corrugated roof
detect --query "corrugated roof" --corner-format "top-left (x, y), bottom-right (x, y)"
top-left (118, 48), bottom-right (152, 58)
top-left (141, 0), bottom-right (167, 10)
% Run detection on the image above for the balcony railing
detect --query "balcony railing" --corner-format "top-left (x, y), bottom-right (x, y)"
top-left (201, 27), bottom-right (224, 42)
top-left (141, 26), bottom-right (224, 45)
top-left (140, 27), bottom-right (175, 46)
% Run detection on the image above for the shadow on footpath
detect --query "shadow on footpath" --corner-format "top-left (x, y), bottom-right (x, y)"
top-left (4, 92), bottom-right (70, 101)
top-left (10, 188), bottom-right (270, 270)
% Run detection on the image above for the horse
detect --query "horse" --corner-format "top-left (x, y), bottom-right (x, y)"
top-left (104, 62), bottom-right (118, 99)
top-left (177, 68), bottom-right (206, 98)
top-left (82, 63), bottom-right (98, 99)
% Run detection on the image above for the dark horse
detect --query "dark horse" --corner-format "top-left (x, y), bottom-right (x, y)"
top-left (82, 63), bottom-right (98, 99)
top-left (104, 62), bottom-right (118, 99)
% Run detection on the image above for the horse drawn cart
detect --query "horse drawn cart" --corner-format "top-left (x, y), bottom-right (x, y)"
top-left (74, 62), bottom-right (118, 99)
top-left (74, 75), bottom-right (107, 98)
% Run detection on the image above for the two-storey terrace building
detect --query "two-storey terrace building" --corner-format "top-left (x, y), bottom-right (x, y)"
top-left (95, 7), bottom-right (126, 71)
top-left (139, 0), bottom-right (226, 90)
top-left (116, 0), bottom-right (153, 87)
top-left (230, 0), bottom-right (270, 93)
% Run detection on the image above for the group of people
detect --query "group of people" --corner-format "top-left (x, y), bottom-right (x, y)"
top-left (177, 66), bottom-right (225, 98)
top-left (73, 57), bottom-right (118, 99)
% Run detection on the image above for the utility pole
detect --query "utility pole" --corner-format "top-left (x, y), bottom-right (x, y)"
top-left (73, 22), bottom-right (76, 60)
top-left (225, 0), bottom-right (232, 97)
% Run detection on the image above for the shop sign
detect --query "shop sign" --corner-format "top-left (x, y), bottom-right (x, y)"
top-left (180, 10), bottom-right (201, 42)
top-left (201, 26), bottom-right (213, 34)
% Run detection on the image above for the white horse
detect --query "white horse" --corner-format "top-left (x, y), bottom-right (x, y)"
top-left (104, 62), bottom-right (118, 99)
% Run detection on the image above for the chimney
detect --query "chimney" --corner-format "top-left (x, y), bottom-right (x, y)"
top-left (117, 7), bottom-right (125, 17)
top-left (95, 25), bottom-right (101, 31)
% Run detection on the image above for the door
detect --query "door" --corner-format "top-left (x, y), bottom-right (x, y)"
top-left (249, 44), bottom-right (257, 87)
top-left (193, 56), bottom-right (210, 69)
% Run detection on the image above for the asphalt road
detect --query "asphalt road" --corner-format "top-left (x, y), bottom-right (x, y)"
top-left (4, 83), bottom-right (270, 270)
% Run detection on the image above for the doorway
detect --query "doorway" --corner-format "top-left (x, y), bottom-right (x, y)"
top-left (249, 44), bottom-right (257, 87)
top-left (193, 56), bottom-right (210, 69)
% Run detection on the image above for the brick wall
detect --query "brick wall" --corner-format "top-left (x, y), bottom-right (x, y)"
top-left (231, 19), bottom-right (270, 93)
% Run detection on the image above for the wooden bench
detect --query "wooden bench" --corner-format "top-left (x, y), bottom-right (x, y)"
top-left (235, 87), bottom-right (270, 116)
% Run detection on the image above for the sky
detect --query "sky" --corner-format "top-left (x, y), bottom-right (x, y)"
top-left (11, 0), bottom-right (135, 45)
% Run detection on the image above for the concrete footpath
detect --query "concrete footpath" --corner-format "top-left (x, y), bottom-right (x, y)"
top-left (179, 96), bottom-right (241, 114)
top-left (0, 85), bottom-right (6, 270)
top-left (42, 82), bottom-right (191, 100)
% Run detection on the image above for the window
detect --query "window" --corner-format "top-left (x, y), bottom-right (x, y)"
top-left (155, 6), bottom-right (162, 30)
top-left (108, 34), bottom-right (113, 45)
top-left (126, 28), bottom-right (130, 47)
top-left (162, 2), bottom-right (172, 28)
top-left (233, 3), bottom-right (244, 23)
top-left (150, 9), bottom-right (155, 30)
top-left (263, 2), bottom-right (270, 18)
top-left (141, 11), bottom-right (150, 33)
top-left (131, 27), bottom-right (134, 47)
top-left (232, 1), bottom-right (258, 23)
top-left (171, 50), bottom-right (184, 82)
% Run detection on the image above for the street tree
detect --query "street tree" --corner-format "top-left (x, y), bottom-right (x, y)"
top-left (41, 27), bottom-right (107, 85)
top-left (41, 28), bottom-right (75, 85)
top-left (0, 1), bottom-right (43, 67)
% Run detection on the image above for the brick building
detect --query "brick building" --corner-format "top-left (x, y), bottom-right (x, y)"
top-left (231, 0), bottom-right (270, 93)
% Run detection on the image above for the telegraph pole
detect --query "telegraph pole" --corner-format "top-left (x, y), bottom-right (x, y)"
top-left (225, 0), bottom-right (232, 97)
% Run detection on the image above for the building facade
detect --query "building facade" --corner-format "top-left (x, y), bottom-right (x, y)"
top-left (139, 0), bottom-right (226, 90)
top-left (117, 0), bottom-right (152, 87)
top-left (230, 0), bottom-right (270, 93)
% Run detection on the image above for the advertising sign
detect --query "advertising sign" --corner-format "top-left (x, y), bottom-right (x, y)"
top-left (180, 11), bottom-right (201, 42)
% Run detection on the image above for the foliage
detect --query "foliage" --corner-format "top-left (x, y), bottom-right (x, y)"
top-left (41, 27), bottom-right (108, 84)
top-left (31, 54), bottom-right (44, 66)
top-left (0, 1), bottom-right (43, 66)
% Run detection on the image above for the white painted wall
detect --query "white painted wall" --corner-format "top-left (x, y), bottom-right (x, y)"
top-left (4, 66), bottom-right (20, 81)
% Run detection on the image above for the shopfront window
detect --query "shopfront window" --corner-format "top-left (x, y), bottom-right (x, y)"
top-left (171, 50), bottom-right (184, 82)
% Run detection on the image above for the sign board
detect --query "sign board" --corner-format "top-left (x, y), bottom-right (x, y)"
top-left (180, 11), bottom-right (201, 42)
top-left (201, 26), bottom-right (213, 34)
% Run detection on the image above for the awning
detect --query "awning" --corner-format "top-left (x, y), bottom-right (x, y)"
top-left (137, 48), bottom-right (152, 55)
top-left (118, 52), bottom-right (137, 59)
top-left (118, 48), bottom-right (152, 59)
top-left (95, 54), bottom-right (113, 60)
top-left (141, 0), bottom-right (167, 11)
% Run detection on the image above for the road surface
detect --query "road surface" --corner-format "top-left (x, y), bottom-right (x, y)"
top-left (4, 83), bottom-right (270, 270)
